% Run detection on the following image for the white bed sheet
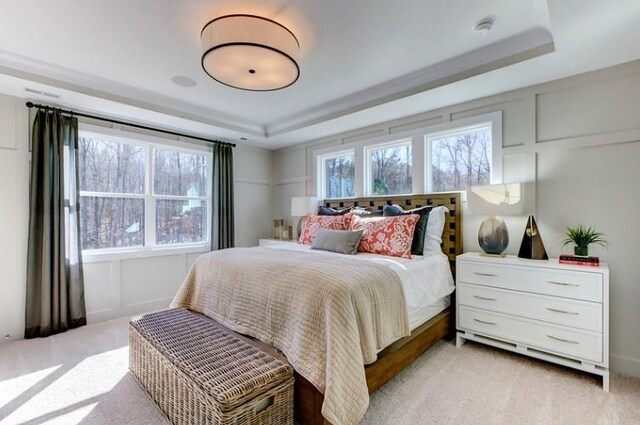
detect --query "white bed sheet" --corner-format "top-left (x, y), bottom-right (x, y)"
top-left (264, 244), bottom-right (455, 330)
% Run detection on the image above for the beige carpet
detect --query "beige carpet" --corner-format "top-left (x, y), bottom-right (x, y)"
top-left (0, 316), bottom-right (638, 425)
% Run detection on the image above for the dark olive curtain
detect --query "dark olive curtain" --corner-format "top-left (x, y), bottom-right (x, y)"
top-left (25, 109), bottom-right (86, 338)
top-left (211, 144), bottom-right (234, 250)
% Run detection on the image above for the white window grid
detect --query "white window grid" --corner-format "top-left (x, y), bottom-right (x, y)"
top-left (78, 130), bottom-right (213, 257)
top-left (311, 111), bottom-right (502, 200)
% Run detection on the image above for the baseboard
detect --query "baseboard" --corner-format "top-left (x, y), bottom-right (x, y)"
top-left (611, 353), bottom-right (640, 377)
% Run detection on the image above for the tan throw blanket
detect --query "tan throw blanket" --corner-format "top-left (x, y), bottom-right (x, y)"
top-left (170, 247), bottom-right (410, 425)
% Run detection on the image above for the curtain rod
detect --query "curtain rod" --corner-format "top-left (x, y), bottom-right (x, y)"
top-left (25, 101), bottom-right (236, 148)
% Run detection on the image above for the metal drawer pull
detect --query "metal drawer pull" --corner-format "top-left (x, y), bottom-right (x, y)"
top-left (547, 280), bottom-right (580, 287)
top-left (546, 307), bottom-right (579, 315)
top-left (546, 334), bottom-right (580, 344)
top-left (473, 318), bottom-right (497, 325)
top-left (473, 272), bottom-right (497, 277)
top-left (473, 295), bottom-right (497, 301)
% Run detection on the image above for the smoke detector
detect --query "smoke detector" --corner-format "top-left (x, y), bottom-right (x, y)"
top-left (474, 17), bottom-right (495, 35)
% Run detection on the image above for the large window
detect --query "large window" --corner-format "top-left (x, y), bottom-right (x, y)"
top-left (313, 113), bottom-right (500, 199)
top-left (318, 150), bottom-right (355, 199)
top-left (78, 131), bottom-right (211, 252)
top-left (366, 140), bottom-right (412, 196)
top-left (426, 123), bottom-right (493, 192)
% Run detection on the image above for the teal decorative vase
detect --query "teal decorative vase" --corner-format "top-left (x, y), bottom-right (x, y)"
top-left (478, 216), bottom-right (509, 255)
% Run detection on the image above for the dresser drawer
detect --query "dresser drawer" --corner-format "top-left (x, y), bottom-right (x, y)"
top-left (458, 283), bottom-right (603, 332)
top-left (459, 306), bottom-right (602, 363)
top-left (458, 262), bottom-right (603, 302)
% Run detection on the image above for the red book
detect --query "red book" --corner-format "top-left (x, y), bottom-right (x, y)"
top-left (559, 254), bottom-right (600, 267)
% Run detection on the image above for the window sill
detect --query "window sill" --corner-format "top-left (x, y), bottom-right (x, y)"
top-left (82, 244), bottom-right (210, 263)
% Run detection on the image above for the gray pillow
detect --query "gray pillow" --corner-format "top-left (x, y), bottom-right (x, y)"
top-left (311, 229), bottom-right (364, 255)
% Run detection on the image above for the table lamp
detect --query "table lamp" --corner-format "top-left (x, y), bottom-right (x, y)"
top-left (468, 183), bottom-right (523, 257)
top-left (291, 196), bottom-right (319, 238)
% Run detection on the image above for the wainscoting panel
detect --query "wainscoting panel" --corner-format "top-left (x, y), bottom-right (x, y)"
top-left (536, 70), bottom-right (640, 143)
top-left (84, 252), bottom-right (203, 323)
top-left (83, 261), bottom-right (115, 320)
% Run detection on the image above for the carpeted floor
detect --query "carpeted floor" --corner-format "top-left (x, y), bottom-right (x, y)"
top-left (0, 316), bottom-right (639, 425)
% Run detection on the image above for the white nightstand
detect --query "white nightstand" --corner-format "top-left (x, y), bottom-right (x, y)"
top-left (455, 252), bottom-right (610, 391)
top-left (258, 238), bottom-right (299, 247)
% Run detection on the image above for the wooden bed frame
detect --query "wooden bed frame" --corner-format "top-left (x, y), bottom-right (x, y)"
top-left (291, 192), bottom-right (463, 425)
top-left (222, 193), bottom-right (463, 425)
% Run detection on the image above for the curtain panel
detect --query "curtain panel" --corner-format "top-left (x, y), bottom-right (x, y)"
top-left (25, 109), bottom-right (86, 338)
top-left (211, 144), bottom-right (234, 250)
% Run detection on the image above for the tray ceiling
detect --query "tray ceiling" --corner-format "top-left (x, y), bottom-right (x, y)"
top-left (0, 0), bottom-right (639, 148)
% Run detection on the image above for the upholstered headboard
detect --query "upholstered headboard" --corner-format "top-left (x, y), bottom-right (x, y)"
top-left (323, 193), bottom-right (463, 275)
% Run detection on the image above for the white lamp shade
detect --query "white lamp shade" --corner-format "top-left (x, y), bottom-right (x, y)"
top-left (291, 196), bottom-right (319, 217)
top-left (468, 183), bottom-right (524, 216)
top-left (201, 15), bottom-right (300, 91)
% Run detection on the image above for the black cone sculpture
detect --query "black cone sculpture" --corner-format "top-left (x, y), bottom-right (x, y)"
top-left (518, 215), bottom-right (548, 260)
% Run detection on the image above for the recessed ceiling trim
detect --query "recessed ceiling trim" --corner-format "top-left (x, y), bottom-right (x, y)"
top-left (267, 27), bottom-right (555, 137)
top-left (0, 50), bottom-right (265, 137)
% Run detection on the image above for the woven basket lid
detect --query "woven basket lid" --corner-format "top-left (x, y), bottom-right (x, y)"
top-left (131, 308), bottom-right (293, 410)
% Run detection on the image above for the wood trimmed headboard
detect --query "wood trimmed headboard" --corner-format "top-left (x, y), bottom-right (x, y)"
top-left (323, 192), bottom-right (463, 275)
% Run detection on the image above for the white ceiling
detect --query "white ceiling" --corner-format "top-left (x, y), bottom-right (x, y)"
top-left (0, 0), bottom-right (639, 149)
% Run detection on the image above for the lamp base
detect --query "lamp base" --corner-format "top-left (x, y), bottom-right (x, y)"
top-left (479, 252), bottom-right (506, 258)
top-left (296, 217), bottom-right (305, 240)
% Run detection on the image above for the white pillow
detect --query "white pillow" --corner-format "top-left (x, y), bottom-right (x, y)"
top-left (423, 206), bottom-right (448, 256)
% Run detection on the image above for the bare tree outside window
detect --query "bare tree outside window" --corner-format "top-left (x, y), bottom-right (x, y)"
top-left (78, 133), bottom-right (210, 251)
top-left (368, 142), bottom-right (412, 195)
top-left (430, 125), bottom-right (491, 192)
top-left (323, 153), bottom-right (355, 198)
top-left (79, 136), bottom-right (145, 250)
top-left (154, 149), bottom-right (208, 244)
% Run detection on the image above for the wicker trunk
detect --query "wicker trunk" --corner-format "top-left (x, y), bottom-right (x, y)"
top-left (129, 308), bottom-right (294, 425)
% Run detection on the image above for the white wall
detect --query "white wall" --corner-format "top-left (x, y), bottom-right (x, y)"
top-left (0, 94), bottom-right (273, 340)
top-left (0, 95), bottom-right (29, 342)
top-left (272, 59), bottom-right (640, 377)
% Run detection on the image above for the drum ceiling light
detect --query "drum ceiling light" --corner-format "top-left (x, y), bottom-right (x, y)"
top-left (201, 14), bottom-right (300, 91)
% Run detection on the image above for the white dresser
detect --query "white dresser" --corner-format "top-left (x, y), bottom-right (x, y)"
top-left (456, 252), bottom-right (609, 391)
top-left (258, 238), bottom-right (299, 247)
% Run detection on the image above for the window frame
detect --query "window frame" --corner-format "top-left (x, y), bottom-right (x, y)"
top-left (311, 111), bottom-right (502, 201)
top-left (316, 149), bottom-right (356, 200)
top-left (78, 125), bottom-right (213, 262)
top-left (424, 112), bottom-right (502, 193)
top-left (364, 138), bottom-right (413, 197)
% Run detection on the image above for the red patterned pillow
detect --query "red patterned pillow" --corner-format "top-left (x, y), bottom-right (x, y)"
top-left (298, 213), bottom-right (353, 245)
top-left (350, 214), bottom-right (419, 259)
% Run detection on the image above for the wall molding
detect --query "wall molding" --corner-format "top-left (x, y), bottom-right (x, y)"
top-left (235, 178), bottom-right (272, 186)
top-left (275, 176), bottom-right (307, 186)
top-left (504, 128), bottom-right (640, 155)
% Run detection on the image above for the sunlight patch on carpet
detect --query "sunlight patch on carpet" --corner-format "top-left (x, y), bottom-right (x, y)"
top-left (0, 365), bottom-right (62, 410)
top-left (1, 347), bottom-right (128, 424)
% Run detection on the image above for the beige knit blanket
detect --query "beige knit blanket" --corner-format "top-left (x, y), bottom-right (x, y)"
top-left (170, 247), bottom-right (410, 425)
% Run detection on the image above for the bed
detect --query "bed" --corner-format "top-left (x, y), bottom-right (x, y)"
top-left (171, 193), bottom-right (462, 425)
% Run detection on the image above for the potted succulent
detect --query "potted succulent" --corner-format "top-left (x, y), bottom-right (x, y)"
top-left (561, 225), bottom-right (607, 256)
